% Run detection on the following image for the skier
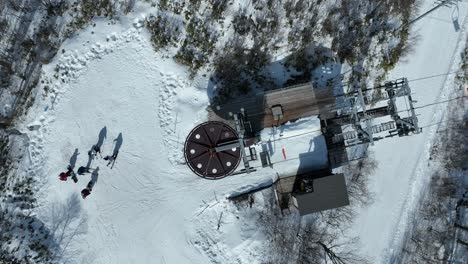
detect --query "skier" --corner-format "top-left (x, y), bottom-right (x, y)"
top-left (93, 145), bottom-right (101, 156)
top-left (81, 181), bottom-right (94, 199)
top-left (88, 145), bottom-right (101, 158)
top-left (59, 166), bottom-right (77, 182)
top-left (67, 165), bottom-right (78, 183)
top-left (81, 188), bottom-right (91, 199)
top-left (104, 151), bottom-right (118, 167)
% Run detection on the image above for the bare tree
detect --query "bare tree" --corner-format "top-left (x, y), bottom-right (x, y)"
top-left (297, 220), bottom-right (369, 264)
top-left (343, 155), bottom-right (377, 207)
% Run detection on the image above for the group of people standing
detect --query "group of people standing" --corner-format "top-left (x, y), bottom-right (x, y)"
top-left (58, 127), bottom-right (122, 199)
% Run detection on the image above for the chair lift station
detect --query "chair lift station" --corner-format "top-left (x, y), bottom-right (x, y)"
top-left (184, 77), bottom-right (422, 214)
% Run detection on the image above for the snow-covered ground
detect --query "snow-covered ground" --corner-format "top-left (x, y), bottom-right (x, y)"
top-left (21, 12), bottom-right (277, 264)
top-left (11, 0), bottom-right (467, 263)
top-left (351, 1), bottom-right (468, 262)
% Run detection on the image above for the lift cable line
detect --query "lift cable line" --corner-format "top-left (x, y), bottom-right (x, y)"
top-left (260, 128), bottom-right (324, 143)
top-left (406, 70), bottom-right (462, 83)
top-left (212, 79), bottom-right (464, 144)
top-left (249, 91), bottom-right (465, 148)
top-left (210, 69), bottom-right (463, 116)
top-left (191, 72), bottom-right (465, 178)
top-left (214, 96), bottom-right (461, 146)
top-left (396, 0), bottom-right (461, 30)
top-left (409, 0), bottom-right (461, 25)
top-left (420, 116), bottom-right (466, 130)
top-left (395, 95), bottom-right (467, 114)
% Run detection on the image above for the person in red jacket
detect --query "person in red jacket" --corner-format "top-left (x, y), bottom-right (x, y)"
top-left (59, 165), bottom-right (78, 182)
top-left (59, 172), bottom-right (68, 181)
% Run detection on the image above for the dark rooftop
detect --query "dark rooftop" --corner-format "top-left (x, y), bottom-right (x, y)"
top-left (293, 173), bottom-right (349, 215)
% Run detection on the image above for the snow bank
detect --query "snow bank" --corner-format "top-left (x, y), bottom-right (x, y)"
top-left (226, 177), bottom-right (275, 198)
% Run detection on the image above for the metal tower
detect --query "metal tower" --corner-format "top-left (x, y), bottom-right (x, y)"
top-left (325, 77), bottom-right (421, 148)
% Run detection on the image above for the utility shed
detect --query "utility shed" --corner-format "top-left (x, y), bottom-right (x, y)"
top-left (292, 173), bottom-right (349, 215)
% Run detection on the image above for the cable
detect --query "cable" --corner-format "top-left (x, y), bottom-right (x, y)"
top-left (257, 96), bottom-right (466, 143)
top-left (413, 96), bottom-right (467, 110)
top-left (211, 69), bottom-right (463, 117)
top-left (262, 127), bottom-right (323, 143)
top-left (210, 73), bottom-right (465, 144)
top-left (395, 95), bottom-right (467, 114)
top-left (406, 70), bottom-right (461, 83)
top-left (212, 92), bottom-right (346, 118)
top-left (239, 97), bottom-right (466, 171)
top-left (419, 116), bottom-right (466, 130)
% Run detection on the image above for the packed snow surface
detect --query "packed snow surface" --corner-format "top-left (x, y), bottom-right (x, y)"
top-left (23, 15), bottom-right (277, 263)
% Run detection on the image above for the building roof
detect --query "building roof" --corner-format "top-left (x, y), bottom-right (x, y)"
top-left (208, 82), bottom-right (335, 133)
top-left (293, 173), bottom-right (349, 215)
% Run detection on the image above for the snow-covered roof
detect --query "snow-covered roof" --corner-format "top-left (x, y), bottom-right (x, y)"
top-left (246, 116), bottom-right (329, 178)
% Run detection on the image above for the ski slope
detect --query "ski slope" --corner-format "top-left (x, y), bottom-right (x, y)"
top-left (350, 1), bottom-right (468, 262)
top-left (21, 12), bottom-right (277, 264)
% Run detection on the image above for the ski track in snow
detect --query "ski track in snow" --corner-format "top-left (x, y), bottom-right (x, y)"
top-left (383, 8), bottom-right (468, 261)
top-left (25, 22), bottom-right (149, 204)
top-left (20, 11), bottom-right (275, 263)
top-left (23, 18), bottom-right (200, 263)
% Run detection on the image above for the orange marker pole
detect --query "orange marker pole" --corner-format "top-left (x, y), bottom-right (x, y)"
top-left (282, 147), bottom-right (287, 160)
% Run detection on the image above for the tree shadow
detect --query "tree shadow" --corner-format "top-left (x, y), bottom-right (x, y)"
top-left (69, 148), bottom-right (79, 169)
top-left (41, 193), bottom-right (88, 263)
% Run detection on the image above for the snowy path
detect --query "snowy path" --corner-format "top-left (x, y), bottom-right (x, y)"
top-left (21, 15), bottom-right (272, 264)
top-left (350, 1), bottom-right (468, 262)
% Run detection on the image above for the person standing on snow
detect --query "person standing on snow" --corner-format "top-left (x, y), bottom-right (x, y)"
top-left (103, 151), bottom-right (118, 167)
top-left (93, 145), bottom-right (101, 156)
top-left (88, 145), bottom-right (101, 158)
top-left (67, 165), bottom-right (78, 183)
top-left (59, 166), bottom-right (77, 182)
top-left (81, 188), bottom-right (91, 199)
top-left (59, 172), bottom-right (68, 181)
top-left (81, 179), bottom-right (95, 199)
